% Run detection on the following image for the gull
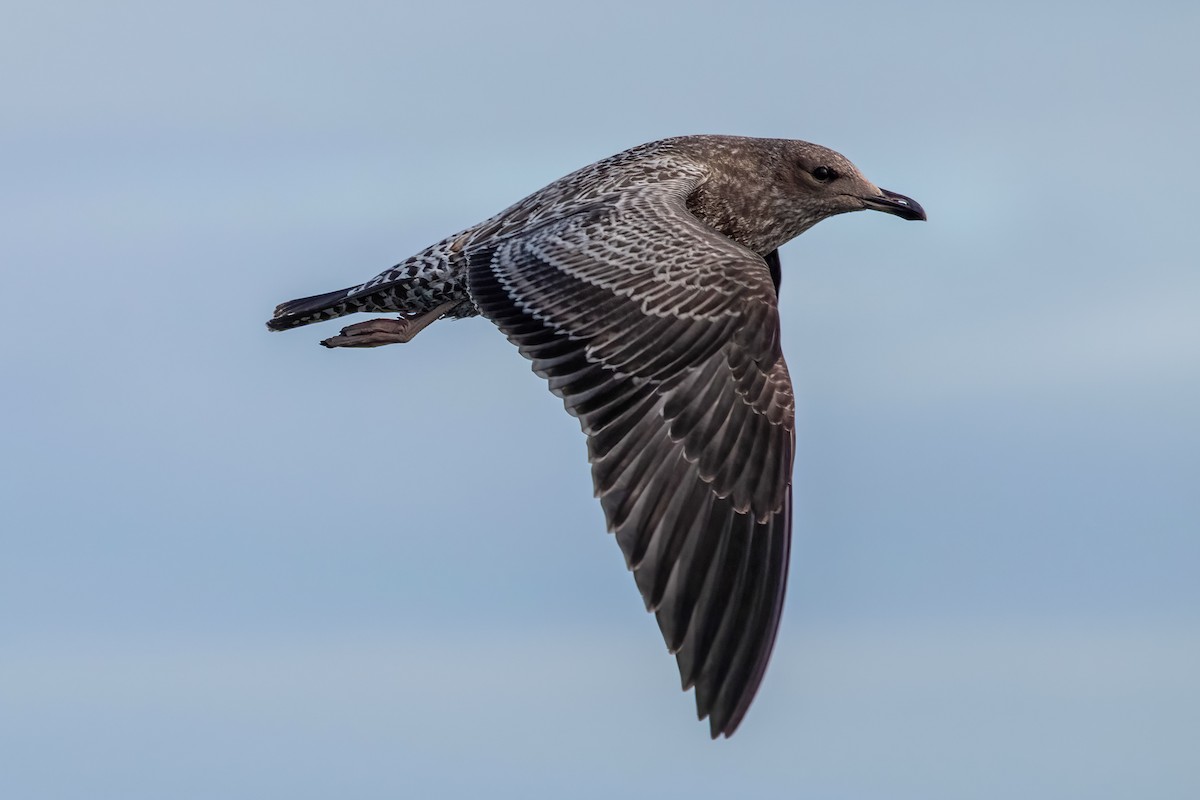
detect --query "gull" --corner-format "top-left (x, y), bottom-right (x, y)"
top-left (268, 135), bottom-right (926, 737)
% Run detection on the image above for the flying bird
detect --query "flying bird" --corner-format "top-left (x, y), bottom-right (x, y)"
top-left (267, 135), bottom-right (926, 737)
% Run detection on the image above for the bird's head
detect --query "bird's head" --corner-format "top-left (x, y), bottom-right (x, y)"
top-left (683, 137), bottom-right (926, 254)
top-left (779, 140), bottom-right (927, 233)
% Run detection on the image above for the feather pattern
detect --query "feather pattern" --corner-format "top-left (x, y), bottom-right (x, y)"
top-left (268, 134), bottom-right (926, 737)
top-left (467, 180), bottom-right (795, 738)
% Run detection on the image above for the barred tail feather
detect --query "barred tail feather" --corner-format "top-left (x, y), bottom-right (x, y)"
top-left (266, 287), bottom-right (359, 331)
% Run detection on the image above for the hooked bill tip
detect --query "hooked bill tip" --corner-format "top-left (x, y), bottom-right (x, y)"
top-left (868, 188), bottom-right (927, 221)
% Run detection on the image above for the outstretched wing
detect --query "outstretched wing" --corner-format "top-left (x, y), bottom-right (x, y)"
top-left (467, 189), bottom-right (795, 738)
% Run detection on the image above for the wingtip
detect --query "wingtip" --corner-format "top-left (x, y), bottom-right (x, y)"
top-left (708, 716), bottom-right (724, 740)
top-left (706, 712), bottom-right (734, 740)
top-left (699, 701), bottom-right (741, 740)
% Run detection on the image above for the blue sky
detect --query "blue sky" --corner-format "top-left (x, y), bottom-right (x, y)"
top-left (2, 1), bottom-right (1197, 798)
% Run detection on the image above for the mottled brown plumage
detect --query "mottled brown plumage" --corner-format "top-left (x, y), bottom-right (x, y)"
top-left (268, 135), bottom-right (925, 737)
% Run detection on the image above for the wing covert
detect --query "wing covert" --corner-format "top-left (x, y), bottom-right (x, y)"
top-left (467, 193), bottom-right (795, 737)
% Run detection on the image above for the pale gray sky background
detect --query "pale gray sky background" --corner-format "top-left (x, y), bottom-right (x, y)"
top-left (2, 1), bottom-right (1198, 798)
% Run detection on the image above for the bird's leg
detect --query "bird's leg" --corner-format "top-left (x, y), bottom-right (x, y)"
top-left (320, 300), bottom-right (458, 349)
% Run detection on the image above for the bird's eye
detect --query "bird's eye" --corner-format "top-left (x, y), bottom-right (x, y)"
top-left (812, 166), bottom-right (837, 183)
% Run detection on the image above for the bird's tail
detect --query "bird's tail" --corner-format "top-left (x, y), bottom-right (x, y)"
top-left (266, 287), bottom-right (360, 331)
